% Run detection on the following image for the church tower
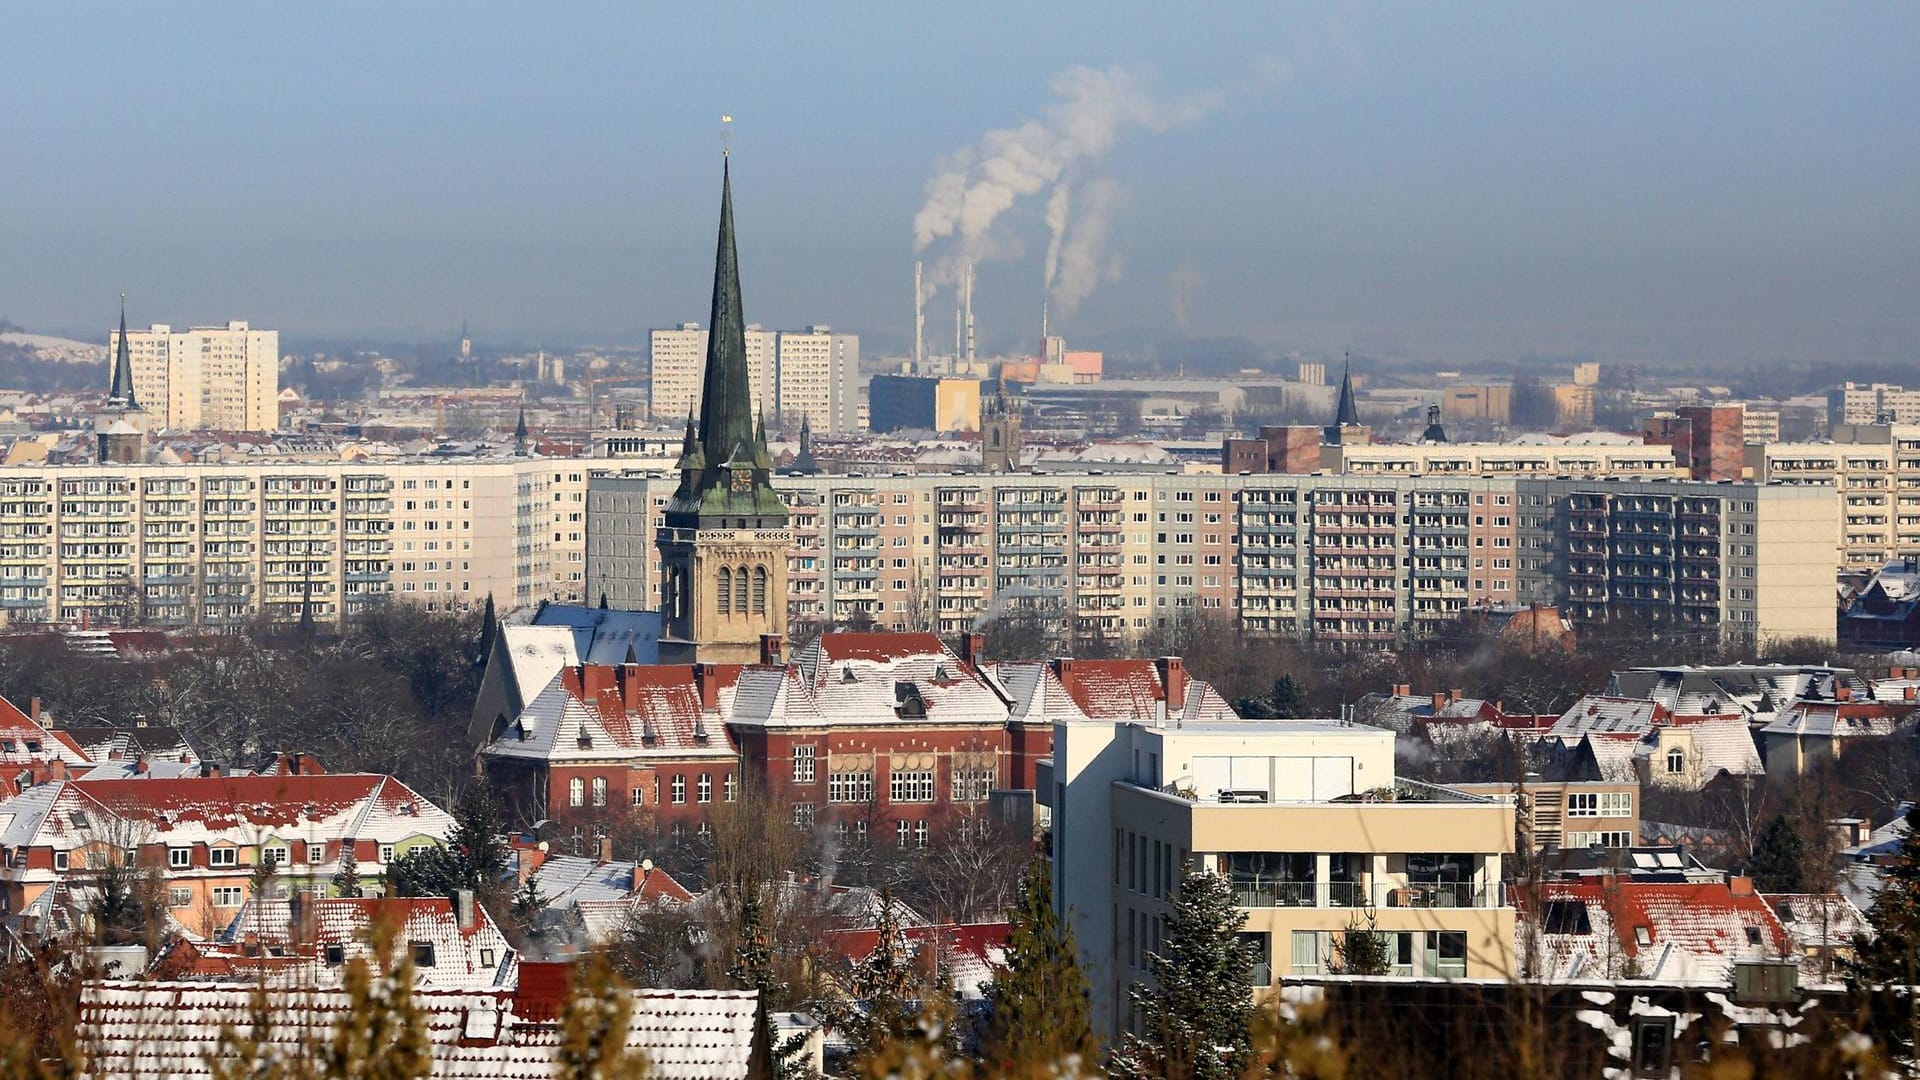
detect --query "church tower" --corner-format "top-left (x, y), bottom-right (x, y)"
top-left (656, 156), bottom-right (790, 664)
top-left (96, 294), bottom-right (146, 465)
top-left (980, 364), bottom-right (1023, 473)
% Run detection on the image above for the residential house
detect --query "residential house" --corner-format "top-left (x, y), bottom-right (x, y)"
top-left (1519, 877), bottom-right (1793, 984)
top-left (1765, 892), bottom-right (1870, 985)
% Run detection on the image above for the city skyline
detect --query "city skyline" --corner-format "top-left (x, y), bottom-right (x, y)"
top-left (5, 4), bottom-right (1917, 369)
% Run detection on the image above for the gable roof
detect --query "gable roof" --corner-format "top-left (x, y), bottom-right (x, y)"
top-left (529, 603), bottom-right (663, 666)
top-left (482, 664), bottom-right (742, 763)
top-left (1522, 879), bottom-right (1793, 985)
top-left (78, 980), bottom-right (761, 1080)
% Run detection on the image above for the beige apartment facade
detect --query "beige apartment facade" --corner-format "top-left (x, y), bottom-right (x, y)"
top-left (111, 321), bottom-right (279, 433)
top-left (1748, 424), bottom-right (1920, 569)
top-left (1324, 440), bottom-right (1680, 480)
top-left (0, 458), bottom-right (585, 628)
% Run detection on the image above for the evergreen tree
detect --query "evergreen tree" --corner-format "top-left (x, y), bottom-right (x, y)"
top-left (1268, 675), bottom-right (1306, 720)
top-left (1113, 868), bottom-right (1258, 1080)
top-left (1747, 813), bottom-right (1807, 893)
top-left (332, 846), bottom-right (364, 898)
top-left (984, 859), bottom-right (1095, 1071)
top-left (1327, 909), bottom-right (1391, 976)
top-left (1848, 803), bottom-right (1920, 1066)
top-left (448, 787), bottom-right (510, 897)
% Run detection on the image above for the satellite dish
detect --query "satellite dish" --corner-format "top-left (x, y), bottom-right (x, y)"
top-left (641, 858), bottom-right (654, 873)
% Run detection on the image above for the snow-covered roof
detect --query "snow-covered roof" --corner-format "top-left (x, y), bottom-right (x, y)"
top-left (1759, 700), bottom-right (1908, 739)
top-left (1523, 880), bottom-right (1793, 985)
top-left (483, 664), bottom-right (742, 764)
top-left (78, 979), bottom-right (761, 1079)
top-left (155, 895), bottom-right (516, 989)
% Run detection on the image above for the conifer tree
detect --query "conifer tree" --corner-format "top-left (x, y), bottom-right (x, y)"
top-left (984, 859), bottom-right (1095, 1072)
top-left (1112, 868), bottom-right (1258, 1080)
top-left (1848, 803), bottom-right (1920, 1066)
top-left (1328, 908), bottom-right (1392, 976)
top-left (332, 845), bottom-right (363, 898)
top-left (1747, 812), bottom-right (1806, 893)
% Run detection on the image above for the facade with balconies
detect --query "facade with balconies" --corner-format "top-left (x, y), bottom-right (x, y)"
top-left (1042, 715), bottom-right (1515, 1041)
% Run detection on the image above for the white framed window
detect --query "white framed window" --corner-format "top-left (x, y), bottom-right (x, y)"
top-left (591, 777), bottom-right (607, 807)
top-left (793, 745), bottom-right (816, 784)
top-left (631, 787), bottom-right (645, 807)
top-left (1666, 748), bottom-right (1685, 774)
top-left (671, 775), bottom-right (686, 804)
top-left (889, 770), bottom-right (936, 803)
top-left (213, 887), bottom-right (244, 908)
top-left (53, 851), bottom-right (68, 872)
top-left (308, 843), bottom-right (325, 865)
top-left (569, 777), bottom-right (584, 808)
top-left (829, 771), bottom-right (875, 804)
top-left (794, 804), bottom-right (815, 829)
top-left (914, 820), bottom-right (929, 848)
top-left (953, 768), bottom-right (995, 803)
top-left (379, 844), bottom-right (395, 864)
top-left (168, 847), bottom-right (191, 869)
top-left (697, 774), bottom-right (713, 804)
top-left (724, 773), bottom-right (738, 802)
top-left (262, 845), bottom-right (290, 867)
top-left (209, 847), bottom-right (238, 868)
top-left (167, 887), bottom-right (191, 908)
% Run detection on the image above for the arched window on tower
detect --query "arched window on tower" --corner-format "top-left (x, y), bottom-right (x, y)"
top-left (753, 566), bottom-right (768, 614)
top-left (734, 565), bottom-right (749, 614)
top-left (716, 567), bottom-right (732, 615)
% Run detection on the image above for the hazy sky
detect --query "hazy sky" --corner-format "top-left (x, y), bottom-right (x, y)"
top-left (6, 3), bottom-right (1916, 365)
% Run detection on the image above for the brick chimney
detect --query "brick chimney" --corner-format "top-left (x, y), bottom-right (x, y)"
top-left (759, 633), bottom-right (784, 666)
top-left (132, 756), bottom-right (148, 776)
top-left (28, 697), bottom-right (40, 726)
top-left (1836, 684), bottom-right (1853, 702)
top-left (1905, 686), bottom-right (1915, 703)
top-left (1157, 657), bottom-right (1188, 713)
top-left (1449, 688), bottom-right (1463, 704)
top-left (454, 888), bottom-right (476, 930)
top-left (1729, 875), bottom-right (1755, 897)
top-left (515, 843), bottom-right (546, 886)
top-left (1432, 692), bottom-right (1449, 714)
top-left (597, 835), bottom-right (614, 864)
top-left (1054, 657), bottom-right (1077, 698)
top-left (959, 632), bottom-right (986, 669)
top-left (47, 759), bottom-right (68, 781)
top-left (693, 663), bottom-right (719, 713)
top-left (1391, 683), bottom-right (1410, 698)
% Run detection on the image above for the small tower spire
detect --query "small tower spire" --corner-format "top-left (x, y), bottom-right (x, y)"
top-left (1334, 353), bottom-right (1359, 428)
top-left (513, 406), bottom-right (530, 455)
top-left (108, 293), bottom-right (137, 409)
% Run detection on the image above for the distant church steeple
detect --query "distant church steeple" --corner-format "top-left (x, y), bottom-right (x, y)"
top-left (1325, 354), bottom-right (1369, 447)
top-left (513, 406), bottom-right (531, 456)
top-left (980, 363), bottom-right (1023, 473)
top-left (459, 319), bottom-right (472, 360)
top-left (97, 294), bottom-right (146, 464)
top-left (655, 155), bottom-right (790, 664)
top-left (790, 414), bottom-right (820, 475)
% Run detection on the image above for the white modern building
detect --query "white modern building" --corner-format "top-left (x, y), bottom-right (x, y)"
top-left (110, 321), bottom-right (279, 433)
top-left (648, 323), bottom-right (858, 433)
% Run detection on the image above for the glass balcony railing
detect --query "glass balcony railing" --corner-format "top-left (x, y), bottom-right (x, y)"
top-left (1228, 879), bottom-right (1502, 909)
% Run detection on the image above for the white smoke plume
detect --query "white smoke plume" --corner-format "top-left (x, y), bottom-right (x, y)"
top-left (913, 64), bottom-right (1233, 322)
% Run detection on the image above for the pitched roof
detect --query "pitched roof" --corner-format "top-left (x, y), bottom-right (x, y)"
top-left (483, 665), bottom-right (742, 763)
top-left (78, 981), bottom-right (762, 1080)
top-left (528, 603), bottom-right (664, 666)
top-left (1522, 879), bottom-right (1793, 985)
top-left (776, 633), bottom-right (1008, 729)
top-left (1759, 700), bottom-right (1908, 739)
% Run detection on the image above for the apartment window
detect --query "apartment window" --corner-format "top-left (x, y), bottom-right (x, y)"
top-left (53, 851), bottom-right (68, 872)
top-left (380, 845), bottom-right (395, 864)
top-left (914, 820), bottom-right (930, 848)
top-left (793, 745), bottom-right (817, 784)
top-left (261, 845), bottom-right (289, 867)
top-left (591, 777), bottom-right (608, 807)
top-left (794, 804), bottom-right (815, 829)
top-left (897, 820), bottom-right (911, 848)
top-left (569, 777), bottom-right (585, 807)
top-left (631, 787), bottom-right (645, 807)
top-left (167, 887), bottom-right (191, 908)
top-left (697, 774), bottom-right (713, 804)
top-left (671, 775), bottom-right (687, 804)
top-left (890, 770), bottom-right (936, 803)
top-left (952, 768), bottom-right (995, 803)
top-left (308, 844), bottom-right (325, 865)
top-left (1666, 748), bottom-right (1685, 774)
top-left (209, 847), bottom-right (238, 868)
top-left (725, 773), bottom-right (738, 802)
top-left (213, 887), bottom-right (244, 909)
top-left (168, 847), bottom-right (191, 869)
top-left (1290, 930), bottom-right (1322, 975)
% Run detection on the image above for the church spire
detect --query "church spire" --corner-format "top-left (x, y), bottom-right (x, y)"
top-left (108, 293), bottom-right (137, 409)
top-left (1334, 353), bottom-right (1359, 427)
top-left (698, 156), bottom-right (755, 472)
top-left (513, 405), bottom-right (530, 455)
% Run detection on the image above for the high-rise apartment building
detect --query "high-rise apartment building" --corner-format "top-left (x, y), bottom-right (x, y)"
top-left (649, 323), bottom-right (776, 424)
top-left (1829, 383), bottom-right (1920, 428)
top-left (586, 470), bottom-right (1839, 648)
top-left (647, 323), bottom-right (858, 433)
top-left (110, 321), bottom-right (279, 432)
top-left (1748, 423), bottom-right (1920, 569)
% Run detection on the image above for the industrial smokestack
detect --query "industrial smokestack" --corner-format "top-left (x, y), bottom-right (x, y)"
top-left (1041, 299), bottom-right (1049, 348)
top-left (913, 261), bottom-right (924, 369)
top-left (954, 308), bottom-right (962, 362)
top-left (964, 260), bottom-right (976, 365)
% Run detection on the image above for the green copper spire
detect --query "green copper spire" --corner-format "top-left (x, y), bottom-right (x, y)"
top-left (1334, 355), bottom-right (1359, 427)
top-left (108, 293), bottom-right (138, 409)
top-left (698, 156), bottom-right (755, 473)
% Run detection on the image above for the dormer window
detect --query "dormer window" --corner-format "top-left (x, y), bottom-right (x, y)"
top-left (1665, 748), bottom-right (1685, 774)
top-left (578, 731), bottom-right (594, 749)
top-left (1633, 926), bottom-right (1652, 947)
top-left (842, 665), bottom-right (857, 683)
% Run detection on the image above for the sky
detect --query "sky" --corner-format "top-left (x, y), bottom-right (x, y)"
top-left (4, 3), bottom-right (1917, 366)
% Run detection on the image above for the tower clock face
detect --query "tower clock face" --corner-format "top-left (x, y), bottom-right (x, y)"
top-left (731, 467), bottom-right (752, 493)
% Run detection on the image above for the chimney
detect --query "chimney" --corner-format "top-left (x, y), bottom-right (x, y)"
top-left (693, 664), bottom-right (719, 713)
top-left (1433, 693), bottom-right (1449, 714)
top-left (28, 697), bottom-right (40, 726)
top-left (597, 835), bottom-right (613, 864)
top-left (1392, 683), bottom-right (1410, 698)
top-left (759, 633), bottom-right (784, 666)
top-left (133, 756), bottom-right (148, 776)
top-left (1052, 657), bottom-right (1082, 699)
top-left (1836, 684), bottom-right (1853, 702)
top-left (1449, 688), bottom-right (1463, 704)
top-left (1729, 875), bottom-right (1755, 897)
top-left (958, 632), bottom-right (985, 669)
top-left (1905, 686), bottom-right (1915, 703)
top-left (453, 888), bottom-right (476, 930)
top-left (47, 759), bottom-right (67, 781)
top-left (1157, 657), bottom-right (1188, 713)
top-left (515, 844), bottom-right (544, 886)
